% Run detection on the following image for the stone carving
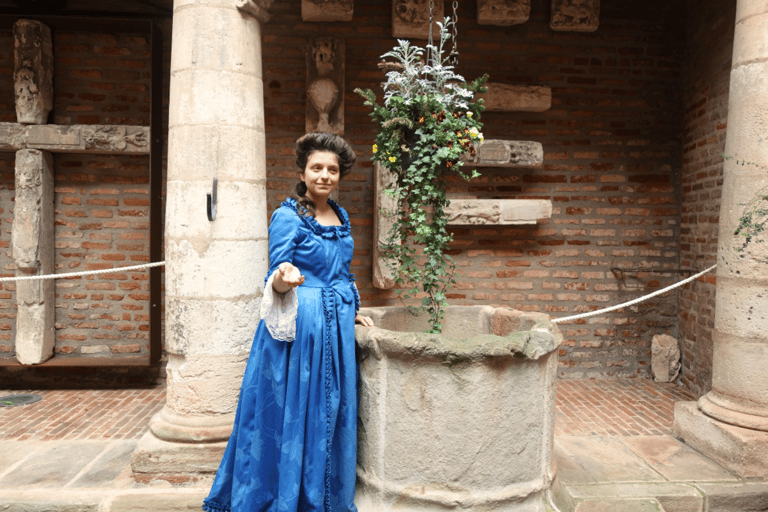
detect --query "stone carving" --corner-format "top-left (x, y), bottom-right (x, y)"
top-left (11, 149), bottom-right (55, 365)
top-left (479, 83), bottom-right (552, 112)
top-left (477, 0), bottom-right (530, 26)
top-left (392, 0), bottom-right (443, 39)
top-left (0, 123), bottom-right (150, 154)
top-left (373, 163), bottom-right (397, 289)
top-left (651, 334), bottom-right (681, 383)
top-left (13, 19), bottom-right (53, 125)
top-left (550, 0), bottom-right (599, 32)
top-left (462, 139), bottom-right (543, 168)
top-left (306, 38), bottom-right (344, 135)
top-left (302, 0), bottom-right (353, 21)
top-left (445, 199), bottom-right (552, 225)
top-left (82, 125), bottom-right (149, 152)
top-left (235, 0), bottom-right (275, 23)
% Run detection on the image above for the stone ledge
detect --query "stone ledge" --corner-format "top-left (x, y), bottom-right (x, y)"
top-left (0, 123), bottom-right (149, 154)
top-left (445, 198), bottom-right (552, 225)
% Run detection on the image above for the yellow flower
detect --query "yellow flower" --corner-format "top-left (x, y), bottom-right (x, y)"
top-left (388, 156), bottom-right (397, 163)
top-left (372, 144), bottom-right (378, 153)
top-left (469, 127), bottom-right (480, 138)
top-left (466, 111), bottom-right (473, 117)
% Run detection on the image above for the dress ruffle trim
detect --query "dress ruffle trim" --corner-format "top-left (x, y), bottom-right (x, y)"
top-left (349, 273), bottom-right (360, 314)
top-left (202, 498), bottom-right (230, 512)
top-left (283, 198), bottom-right (351, 239)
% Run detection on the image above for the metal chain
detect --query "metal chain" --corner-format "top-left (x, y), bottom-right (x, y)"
top-left (449, 0), bottom-right (459, 66)
top-left (428, 0), bottom-right (434, 65)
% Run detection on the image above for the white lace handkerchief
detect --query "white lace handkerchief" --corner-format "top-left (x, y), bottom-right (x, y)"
top-left (260, 271), bottom-right (299, 342)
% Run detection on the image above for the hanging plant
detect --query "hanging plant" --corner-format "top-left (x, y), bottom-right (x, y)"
top-left (356, 19), bottom-right (488, 333)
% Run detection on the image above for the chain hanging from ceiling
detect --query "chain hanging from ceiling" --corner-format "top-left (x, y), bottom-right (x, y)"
top-left (427, 0), bottom-right (460, 67)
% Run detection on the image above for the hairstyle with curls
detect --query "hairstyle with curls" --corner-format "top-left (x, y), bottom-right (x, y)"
top-left (291, 132), bottom-right (356, 216)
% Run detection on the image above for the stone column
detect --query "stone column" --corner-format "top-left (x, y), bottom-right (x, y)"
top-left (11, 150), bottom-right (54, 365)
top-left (132, 0), bottom-right (272, 482)
top-left (674, 0), bottom-right (768, 479)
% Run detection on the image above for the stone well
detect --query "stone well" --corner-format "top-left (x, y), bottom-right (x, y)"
top-left (354, 306), bottom-right (562, 512)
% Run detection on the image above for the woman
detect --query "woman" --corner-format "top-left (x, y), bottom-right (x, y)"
top-left (203, 133), bottom-right (373, 512)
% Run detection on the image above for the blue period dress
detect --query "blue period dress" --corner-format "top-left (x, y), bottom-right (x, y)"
top-left (203, 198), bottom-right (359, 512)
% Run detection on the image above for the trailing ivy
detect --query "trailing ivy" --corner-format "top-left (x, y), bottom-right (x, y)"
top-left (723, 155), bottom-right (768, 261)
top-left (356, 19), bottom-right (488, 333)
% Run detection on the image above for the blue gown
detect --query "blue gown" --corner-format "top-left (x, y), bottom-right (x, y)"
top-left (203, 198), bottom-right (359, 512)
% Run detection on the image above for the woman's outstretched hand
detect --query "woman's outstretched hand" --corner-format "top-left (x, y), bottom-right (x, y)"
top-left (273, 262), bottom-right (305, 293)
top-left (355, 315), bottom-right (374, 327)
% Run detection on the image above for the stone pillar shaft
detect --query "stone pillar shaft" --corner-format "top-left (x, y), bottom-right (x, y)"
top-left (11, 149), bottom-right (54, 365)
top-left (674, 0), bottom-right (768, 479)
top-left (132, 0), bottom-right (270, 480)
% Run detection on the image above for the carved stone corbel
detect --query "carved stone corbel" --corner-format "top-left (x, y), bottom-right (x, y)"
top-left (302, 0), bottom-right (353, 21)
top-left (477, 0), bottom-right (530, 26)
top-left (13, 19), bottom-right (53, 125)
top-left (392, 0), bottom-right (443, 39)
top-left (236, 0), bottom-right (275, 23)
top-left (550, 0), bottom-right (599, 32)
top-left (306, 37), bottom-right (344, 135)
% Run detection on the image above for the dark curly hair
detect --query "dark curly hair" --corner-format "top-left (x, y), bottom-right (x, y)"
top-left (291, 132), bottom-right (356, 216)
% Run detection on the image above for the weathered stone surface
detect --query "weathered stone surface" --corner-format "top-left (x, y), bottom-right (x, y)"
top-left (550, 0), bottom-right (600, 32)
top-left (355, 306), bottom-right (561, 512)
top-left (556, 436), bottom-right (664, 484)
top-left (446, 198), bottom-right (552, 225)
top-left (306, 38), bottom-right (344, 135)
top-left (651, 334), bottom-right (681, 383)
top-left (68, 441), bottom-right (136, 488)
top-left (698, 481), bottom-right (768, 512)
top-left (0, 123), bottom-right (150, 154)
top-left (12, 149), bottom-right (54, 365)
top-left (131, 430), bottom-right (227, 477)
top-left (479, 83), bottom-right (552, 112)
top-left (235, 0), bottom-right (274, 23)
top-left (392, 0), bottom-right (443, 39)
top-left (13, 20), bottom-right (53, 125)
top-left (478, 0), bottom-right (530, 26)
top-left (372, 163), bottom-right (397, 290)
top-left (0, 501), bottom-right (100, 512)
top-left (674, 401), bottom-right (768, 479)
top-left (462, 139), bottom-right (544, 167)
top-left (110, 493), bottom-right (209, 512)
top-left (0, 441), bottom-right (106, 488)
top-left (302, 0), bottom-right (353, 21)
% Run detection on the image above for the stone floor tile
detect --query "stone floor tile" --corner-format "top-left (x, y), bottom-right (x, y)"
top-left (108, 492), bottom-right (208, 512)
top-left (574, 499), bottom-right (666, 512)
top-left (0, 441), bottom-right (108, 488)
top-left (556, 436), bottom-right (665, 483)
top-left (620, 436), bottom-right (738, 483)
top-left (68, 440), bottom-right (137, 488)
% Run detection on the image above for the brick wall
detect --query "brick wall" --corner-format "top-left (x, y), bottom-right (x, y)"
top-left (678, 0), bottom-right (735, 396)
top-left (263, 0), bottom-right (687, 379)
top-left (0, 24), bottom-right (169, 360)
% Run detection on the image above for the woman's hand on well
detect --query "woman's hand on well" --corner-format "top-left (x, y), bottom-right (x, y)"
top-left (355, 314), bottom-right (374, 327)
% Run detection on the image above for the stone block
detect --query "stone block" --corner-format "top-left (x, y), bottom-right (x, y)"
top-left (0, 501), bottom-right (100, 512)
top-left (651, 334), bottom-right (681, 383)
top-left (478, 0), bottom-right (530, 26)
top-left (445, 198), bottom-right (552, 225)
top-left (550, 0), bottom-right (600, 32)
top-left (302, 0), bottom-right (353, 21)
top-left (0, 124), bottom-right (150, 154)
top-left (131, 430), bottom-right (228, 480)
top-left (306, 38), bottom-right (344, 135)
top-left (13, 19), bottom-right (53, 125)
top-left (697, 482), bottom-right (768, 512)
top-left (462, 139), bottom-right (544, 167)
top-left (479, 83), bottom-right (552, 112)
top-left (392, 0), bottom-right (443, 39)
top-left (372, 163), bottom-right (397, 290)
top-left (109, 492), bottom-right (209, 512)
top-left (555, 436), bottom-right (664, 483)
top-left (674, 401), bottom-right (768, 478)
top-left (0, 441), bottom-right (106, 488)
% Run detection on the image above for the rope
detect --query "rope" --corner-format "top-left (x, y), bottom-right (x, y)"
top-left (552, 264), bottom-right (717, 324)
top-left (0, 261), bottom-right (165, 282)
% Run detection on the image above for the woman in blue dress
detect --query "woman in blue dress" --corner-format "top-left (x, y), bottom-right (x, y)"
top-left (203, 133), bottom-right (373, 512)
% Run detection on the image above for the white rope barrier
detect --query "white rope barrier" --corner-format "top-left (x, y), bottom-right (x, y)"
top-left (0, 261), bottom-right (165, 282)
top-left (552, 264), bottom-right (717, 324)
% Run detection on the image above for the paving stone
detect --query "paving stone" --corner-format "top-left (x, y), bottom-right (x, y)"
top-left (567, 482), bottom-right (702, 512)
top-left (0, 441), bottom-right (107, 488)
top-left (0, 501), bottom-right (99, 512)
top-left (69, 441), bottom-right (136, 488)
top-left (108, 492), bottom-right (208, 512)
top-left (0, 442), bottom-right (43, 477)
top-left (620, 436), bottom-right (738, 482)
top-left (575, 499), bottom-right (666, 512)
top-left (696, 482), bottom-right (768, 512)
top-left (556, 436), bottom-right (665, 483)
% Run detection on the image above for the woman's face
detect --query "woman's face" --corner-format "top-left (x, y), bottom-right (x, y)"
top-left (301, 150), bottom-right (340, 203)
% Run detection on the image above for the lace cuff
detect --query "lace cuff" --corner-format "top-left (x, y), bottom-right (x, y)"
top-left (260, 270), bottom-right (298, 342)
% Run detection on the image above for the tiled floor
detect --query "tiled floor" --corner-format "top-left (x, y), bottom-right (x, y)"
top-left (0, 378), bottom-right (695, 441)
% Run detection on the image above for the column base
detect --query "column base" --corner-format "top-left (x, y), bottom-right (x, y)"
top-left (674, 401), bottom-right (768, 478)
top-left (131, 430), bottom-right (227, 485)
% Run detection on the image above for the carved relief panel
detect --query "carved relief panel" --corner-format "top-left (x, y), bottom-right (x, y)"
top-left (550, 0), bottom-right (599, 32)
top-left (392, 0), bottom-right (443, 39)
top-left (302, 0), bottom-right (353, 21)
top-left (306, 37), bottom-right (344, 135)
top-left (477, 0), bottom-right (530, 26)
top-left (13, 19), bottom-right (53, 125)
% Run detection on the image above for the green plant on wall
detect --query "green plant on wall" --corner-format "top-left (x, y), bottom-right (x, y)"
top-left (725, 156), bottom-right (768, 261)
top-left (356, 19), bottom-right (487, 333)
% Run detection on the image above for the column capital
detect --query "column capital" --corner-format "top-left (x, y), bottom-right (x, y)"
top-left (236, 0), bottom-right (274, 23)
